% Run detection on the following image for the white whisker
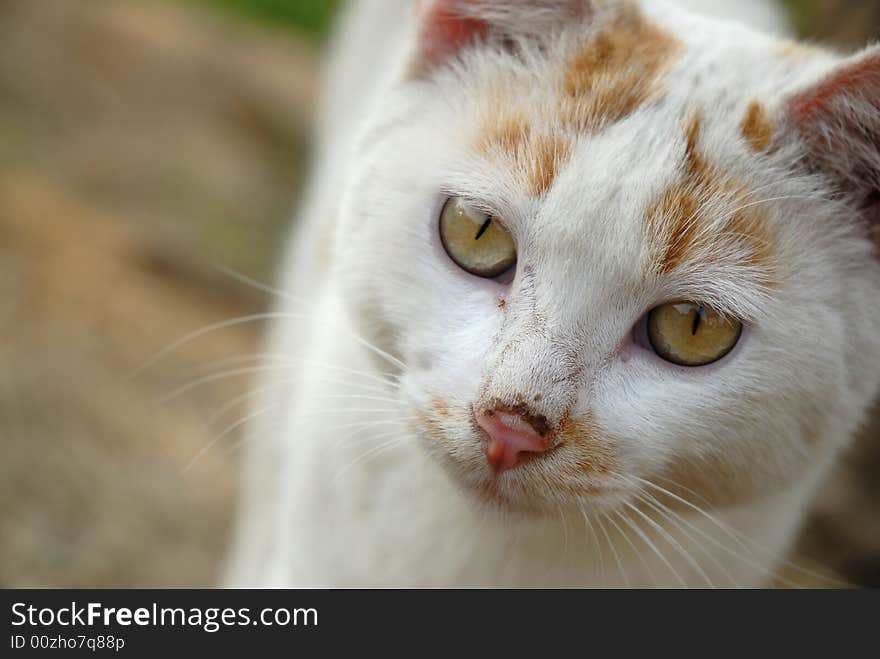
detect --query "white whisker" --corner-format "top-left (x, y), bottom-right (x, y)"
top-left (181, 403), bottom-right (279, 475)
top-left (557, 503), bottom-right (570, 573)
top-left (632, 487), bottom-right (741, 588)
top-left (600, 512), bottom-right (638, 588)
top-left (333, 435), bottom-right (408, 482)
top-left (634, 476), bottom-right (811, 587)
top-left (609, 509), bottom-right (657, 587)
top-left (208, 381), bottom-right (400, 427)
top-left (213, 262), bottom-right (304, 304)
top-left (623, 499), bottom-right (714, 588)
top-left (133, 312), bottom-right (300, 377)
top-left (616, 507), bottom-right (687, 588)
top-left (580, 507), bottom-right (605, 586)
top-left (161, 360), bottom-right (400, 404)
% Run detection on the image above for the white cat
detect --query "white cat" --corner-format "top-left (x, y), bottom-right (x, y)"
top-left (224, 0), bottom-right (880, 587)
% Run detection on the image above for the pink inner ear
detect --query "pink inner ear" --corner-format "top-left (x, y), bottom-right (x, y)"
top-left (787, 52), bottom-right (880, 124)
top-left (416, 0), bottom-right (489, 71)
top-left (785, 51), bottom-right (880, 258)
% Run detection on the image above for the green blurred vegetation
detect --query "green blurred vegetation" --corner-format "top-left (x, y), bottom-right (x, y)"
top-left (780, 0), bottom-right (820, 36)
top-left (199, 0), bottom-right (342, 37)
top-left (192, 0), bottom-right (858, 43)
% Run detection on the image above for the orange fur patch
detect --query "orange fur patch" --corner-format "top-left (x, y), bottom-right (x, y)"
top-left (646, 116), bottom-right (776, 279)
top-left (479, 110), bottom-right (572, 196)
top-left (417, 398), bottom-right (453, 441)
top-left (741, 100), bottom-right (773, 152)
top-left (557, 412), bottom-right (616, 476)
top-left (431, 398), bottom-right (450, 419)
top-left (561, 3), bottom-right (680, 132)
top-left (475, 3), bottom-right (678, 197)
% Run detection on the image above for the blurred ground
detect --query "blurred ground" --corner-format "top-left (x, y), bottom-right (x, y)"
top-left (0, 0), bottom-right (317, 586)
top-left (0, 0), bottom-right (877, 587)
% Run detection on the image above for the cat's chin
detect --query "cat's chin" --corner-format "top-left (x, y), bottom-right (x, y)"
top-left (457, 477), bottom-right (552, 516)
top-left (459, 476), bottom-right (627, 520)
top-left (439, 458), bottom-right (620, 517)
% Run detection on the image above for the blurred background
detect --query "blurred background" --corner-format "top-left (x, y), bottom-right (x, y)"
top-left (0, 0), bottom-right (877, 587)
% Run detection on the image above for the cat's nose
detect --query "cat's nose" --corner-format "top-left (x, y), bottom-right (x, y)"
top-left (475, 409), bottom-right (552, 473)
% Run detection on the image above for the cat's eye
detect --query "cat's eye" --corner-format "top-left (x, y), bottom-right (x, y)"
top-left (647, 302), bottom-right (742, 367)
top-left (439, 197), bottom-right (516, 278)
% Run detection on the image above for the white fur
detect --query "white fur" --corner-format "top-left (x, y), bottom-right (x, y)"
top-left (224, 0), bottom-right (880, 587)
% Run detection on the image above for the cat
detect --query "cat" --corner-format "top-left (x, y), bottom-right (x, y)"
top-left (223, 0), bottom-right (880, 587)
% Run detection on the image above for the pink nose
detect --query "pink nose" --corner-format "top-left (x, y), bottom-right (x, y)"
top-left (475, 410), bottom-right (551, 473)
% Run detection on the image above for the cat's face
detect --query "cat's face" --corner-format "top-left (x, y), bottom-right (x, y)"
top-left (335, 0), bottom-right (880, 513)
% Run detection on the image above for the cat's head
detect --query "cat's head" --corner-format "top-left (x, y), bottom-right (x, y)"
top-left (335, 0), bottom-right (880, 513)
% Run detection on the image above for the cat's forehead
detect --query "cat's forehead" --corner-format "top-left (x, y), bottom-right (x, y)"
top-left (445, 2), bottom-right (808, 297)
top-left (460, 1), bottom-right (798, 186)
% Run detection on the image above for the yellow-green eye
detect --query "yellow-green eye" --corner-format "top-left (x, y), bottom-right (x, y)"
top-left (647, 302), bottom-right (742, 366)
top-left (439, 197), bottom-right (516, 278)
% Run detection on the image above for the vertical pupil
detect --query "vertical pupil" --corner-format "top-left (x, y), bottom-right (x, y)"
top-left (474, 217), bottom-right (492, 240)
top-left (691, 307), bottom-right (705, 335)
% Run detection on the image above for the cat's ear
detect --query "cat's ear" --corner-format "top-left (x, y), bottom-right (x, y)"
top-left (410, 0), bottom-right (593, 75)
top-left (782, 46), bottom-right (880, 253)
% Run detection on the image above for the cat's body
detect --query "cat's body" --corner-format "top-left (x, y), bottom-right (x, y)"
top-left (225, 0), bottom-right (880, 587)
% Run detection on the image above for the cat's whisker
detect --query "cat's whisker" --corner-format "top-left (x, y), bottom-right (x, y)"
top-left (133, 312), bottom-right (303, 377)
top-left (634, 476), bottom-right (755, 554)
top-left (313, 393), bottom-right (402, 405)
top-left (595, 513), bottom-right (629, 589)
top-left (214, 263), bottom-right (413, 374)
top-left (499, 507), bottom-right (523, 585)
top-left (632, 487), bottom-right (742, 588)
top-left (616, 507), bottom-right (688, 588)
top-left (350, 334), bottom-right (408, 372)
top-left (208, 384), bottom-right (285, 427)
top-left (275, 413), bottom-right (414, 435)
top-left (632, 476), bottom-right (812, 587)
top-left (307, 407), bottom-right (406, 417)
top-left (557, 503), bottom-right (571, 573)
top-left (181, 402), bottom-right (280, 475)
top-left (321, 417), bottom-right (417, 434)
top-left (212, 262), bottom-right (306, 306)
top-left (655, 474), bottom-right (846, 587)
top-left (333, 435), bottom-right (409, 483)
top-left (579, 506), bottom-right (606, 586)
top-left (331, 429), bottom-right (408, 449)
top-left (162, 360), bottom-right (401, 405)
top-left (248, 398), bottom-right (407, 433)
top-left (261, 356), bottom-right (403, 388)
top-left (220, 422), bottom-right (285, 459)
top-left (160, 365), bottom-right (300, 403)
top-left (218, 418), bottom-right (411, 463)
top-left (302, 362), bottom-right (402, 386)
top-left (184, 352), bottom-right (297, 372)
top-left (230, 414), bottom-right (413, 441)
top-left (134, 310), bottom-right (407, 380)
top-left (621, 499), bottom-right (714, 588)
top-left (339, 425), bottom-right (409, 446)
top-left (308, 377), bottom-right (398, 394)
top-left (208, 376), bottom-right (401, 427)
top-left (182, 352), bottom-right (402, 387)
top-left (607, 510), bottom-right (654, 587)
